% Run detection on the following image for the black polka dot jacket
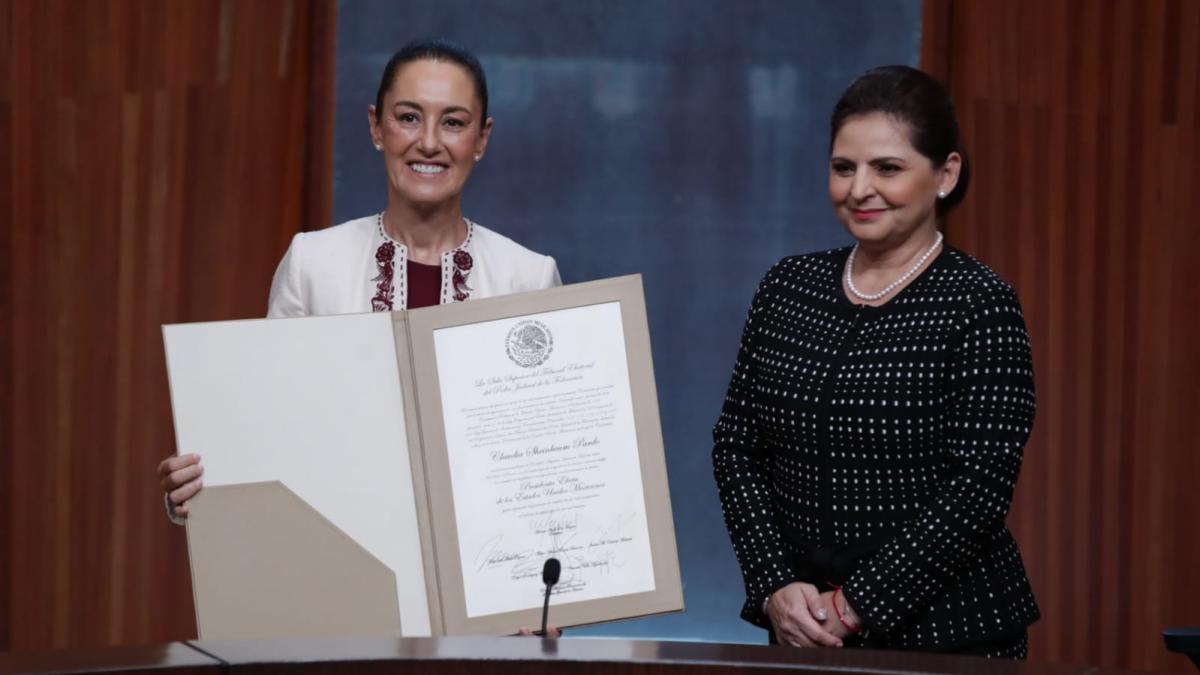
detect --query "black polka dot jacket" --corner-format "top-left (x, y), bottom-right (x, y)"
top-left (712, 246), bottom-right (1040, 651)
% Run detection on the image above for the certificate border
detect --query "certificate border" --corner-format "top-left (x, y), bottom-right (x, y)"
top-left (403, 274), bottom-right (683, 635)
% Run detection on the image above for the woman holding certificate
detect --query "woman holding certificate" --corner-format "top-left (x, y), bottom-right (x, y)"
top-left (159, 39), bottom-right (560, 522)
top-left (712, 66), bottom-right (1038, 658)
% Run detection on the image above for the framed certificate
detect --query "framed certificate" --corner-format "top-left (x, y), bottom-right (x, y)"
top-left (163, 275), bottom-right (683, 640)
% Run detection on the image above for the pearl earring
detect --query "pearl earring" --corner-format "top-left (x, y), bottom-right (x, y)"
top-left (937, 190), bottom-right (947, 199)
top-left (374, 143), bottom-right (383, 151)
top-left (474, 154), bottom-right (481, 161)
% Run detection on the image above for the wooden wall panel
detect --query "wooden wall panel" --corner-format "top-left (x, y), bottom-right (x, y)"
top-left (1, 0), bottom-right (335, 650)
top-left (924, 1), bottom-right (1200, 671)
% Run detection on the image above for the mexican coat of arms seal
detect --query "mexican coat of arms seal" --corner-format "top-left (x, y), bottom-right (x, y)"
top-left (505, 319), bottom-right (553, 368)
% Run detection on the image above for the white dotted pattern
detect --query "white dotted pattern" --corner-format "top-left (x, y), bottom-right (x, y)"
top-left (712, 247), bottom-right (1040, 650)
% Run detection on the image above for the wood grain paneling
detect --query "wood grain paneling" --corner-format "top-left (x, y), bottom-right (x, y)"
top-left (924, 1), bottom-right (1200, 671)
top-left (1, 0), bottom-right (335, 650)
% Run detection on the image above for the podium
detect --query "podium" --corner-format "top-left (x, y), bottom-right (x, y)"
top-left (0, 636), bottom-right (1149, 674)
top-left (1164, 627), bottom-right (1200, 671)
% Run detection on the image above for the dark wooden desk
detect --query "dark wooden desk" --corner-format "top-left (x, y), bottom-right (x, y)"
top-left (0, 636), bottom-right (1147, 674)
top-left (0, 642), bottom-right (217, 674)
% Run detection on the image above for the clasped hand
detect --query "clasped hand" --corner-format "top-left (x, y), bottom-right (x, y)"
top-left (766, 582), bottom-right (851, 648)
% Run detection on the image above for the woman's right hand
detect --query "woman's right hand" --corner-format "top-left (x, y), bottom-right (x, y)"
top-left (766, 582), bottom-right (843, 648)
top-left (158, 453), bottom-right (203, 519)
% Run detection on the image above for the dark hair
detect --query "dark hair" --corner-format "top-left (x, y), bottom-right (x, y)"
top-left (831, 65), bottom-right (969, 217)
top-left (374, 38), bottom-right (489, 123)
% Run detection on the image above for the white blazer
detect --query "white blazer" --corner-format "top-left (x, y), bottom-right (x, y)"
top-left (165, 215), bottom-right (560, 524)
top-left (267, 215), bottom-right (561, 317)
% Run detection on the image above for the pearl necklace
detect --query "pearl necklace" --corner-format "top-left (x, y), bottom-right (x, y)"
top-left (845, 231), bottom-right (943, 302)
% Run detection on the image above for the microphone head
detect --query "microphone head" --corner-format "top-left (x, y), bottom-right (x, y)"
top-left (542, 557), bottom-right (561, 585)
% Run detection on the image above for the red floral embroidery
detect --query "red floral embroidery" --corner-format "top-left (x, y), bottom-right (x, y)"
top-left (451, 251), bottom-right (473, 302)
top-left (376, 243), bottom-right (393, 264)
top-left (376, 213), bottom-right (476, 308)
top-left (371, 241), bottom-right (395, 312)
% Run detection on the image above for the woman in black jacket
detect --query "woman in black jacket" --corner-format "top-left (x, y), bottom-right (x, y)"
top-left (713, 65), bottom-right (1038, 658)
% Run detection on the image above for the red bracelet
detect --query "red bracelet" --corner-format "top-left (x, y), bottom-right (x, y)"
top-left (832, 587), bottom-right (862, 634)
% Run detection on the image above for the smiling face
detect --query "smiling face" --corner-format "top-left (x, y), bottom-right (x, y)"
top-left (829, 112), bottom-right (959, 250)
top-left (368, 59), bottom-right (493, 210)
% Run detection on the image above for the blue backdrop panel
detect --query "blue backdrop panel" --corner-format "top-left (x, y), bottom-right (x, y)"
top-left (334, 0), bottom-right (921, 643)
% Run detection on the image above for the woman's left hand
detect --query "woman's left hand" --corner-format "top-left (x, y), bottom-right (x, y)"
top-left (767, 582), bottom-right (843, 647)
top-left (818, 590), bottom-right (859, 639)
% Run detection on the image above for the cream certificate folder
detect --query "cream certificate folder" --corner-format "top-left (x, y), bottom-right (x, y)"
top-left (163, 275), bottom-right (683, 640)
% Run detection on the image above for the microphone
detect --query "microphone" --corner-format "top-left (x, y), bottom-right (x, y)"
top-left (539, 557), bottom-right (561, 637)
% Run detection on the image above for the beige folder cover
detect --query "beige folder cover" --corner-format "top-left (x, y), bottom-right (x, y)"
top-left (187, 482), bottom-right (401, 640)
top-left (168, 275), bottom-right (682, 639)
top-left (165, 310), bottom-right (426, 639)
